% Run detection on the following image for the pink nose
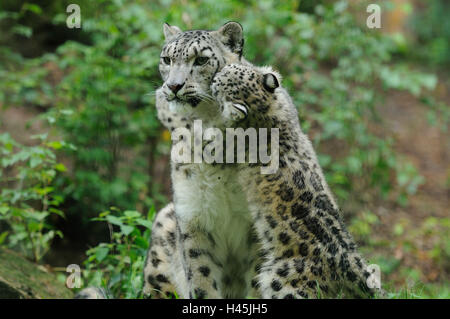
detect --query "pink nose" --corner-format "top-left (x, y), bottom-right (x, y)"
top-left (168, 83), bottom-right (184, 94)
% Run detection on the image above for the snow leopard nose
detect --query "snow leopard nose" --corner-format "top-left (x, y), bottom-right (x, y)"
top-left (167, 82), bottom-right (184, 94)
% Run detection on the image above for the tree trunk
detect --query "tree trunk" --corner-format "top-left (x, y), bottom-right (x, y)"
top-left (0, 248), bottom-right (73, 299)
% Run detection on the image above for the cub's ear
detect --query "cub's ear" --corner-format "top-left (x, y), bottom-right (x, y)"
top-left (163, 23), bottom-right (182, 40)
top-left (213, 21), bottom-right (244, 57)
top-left (263, 73), bottom-right (279, 93)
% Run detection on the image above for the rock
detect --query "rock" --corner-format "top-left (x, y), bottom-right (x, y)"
top-left (0, 247), bottom-right (73, 299)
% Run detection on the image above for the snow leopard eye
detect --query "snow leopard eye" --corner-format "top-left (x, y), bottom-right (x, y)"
top-left (162, 57), bottom-right (171, 65)
top-left (194, 57), bottom-right (209, 66)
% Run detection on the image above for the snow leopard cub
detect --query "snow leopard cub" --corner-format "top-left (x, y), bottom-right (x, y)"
top-left (209, 63), bottom-right (383, 298)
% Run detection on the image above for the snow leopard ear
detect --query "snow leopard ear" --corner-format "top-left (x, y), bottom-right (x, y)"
top-left (163, 23), bottom-right (182, 40)
top-left (213, 21), bottom-right (244, 58)
top-left (263, 73), bottom-right (279, 93)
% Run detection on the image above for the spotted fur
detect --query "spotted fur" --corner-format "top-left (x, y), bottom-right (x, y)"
top-left (210, 64), bottom-right (384, 298)
top-left (145, 22), bottom-right (261, 299)
top-left (145, 61), bottom-right (384, 299)
top-left (143, 25), bottom-right (384, 300)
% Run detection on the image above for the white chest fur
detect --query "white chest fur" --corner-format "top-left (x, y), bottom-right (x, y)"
top-left (172, 163), bottom-right (254, 263)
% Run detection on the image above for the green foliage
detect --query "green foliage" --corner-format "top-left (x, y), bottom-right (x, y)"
top-left (2, 1), bottom-right (168, 221)
top-left (80, 206), bottom-right (155, 298)
top-left (387, 282), bottom-right (450, 299)
top-left (349, 210), bottom-right (379, 242)
top-left (0, 133), bottom-right (69, 262)
top-left (409, 0), bottom-right (450, 66)
top-left (42, 8), bottom-right (166, 218)
top-left (366, 215), bottom-right (449, 296)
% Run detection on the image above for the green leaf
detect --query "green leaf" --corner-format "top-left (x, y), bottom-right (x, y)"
top-left (22, 3), bottom-right (43, 15)
top-left (54, 163), bottom-right (67, 172)
top-left (30, 156), bottom-right (43, 168)
top-left (47, 141), bottom-right (63, 150)
top-left (105, 215), bottom-right (123, 226)
top-left (12, 25), bottom-right (32, 38)
top-left (27, 221), bottom-right (42, 232)
top-left (0, 231), bottom-right (9, 244)
top-left (136, 219), bottom-right (152, 229)
top-left (393, 223), bottom-right (404, 236)
top-left (124, 210), bottom-right (141, 219)
top-left (95, 246), bottom-right (110, 262)
top-left (120, 225), bottom-right (134, 236)
top-left (30, 133), bottom-right (48, 141)
top-left (0, 206), bottom-right (9, 215)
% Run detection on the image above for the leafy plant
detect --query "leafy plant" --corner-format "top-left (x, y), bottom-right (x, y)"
top-left (0, 133), bottom-right (69, 262)
top-left (80, 206), bottom-right (156, 298)
top-left (408, 0), bottom-right (450, 66)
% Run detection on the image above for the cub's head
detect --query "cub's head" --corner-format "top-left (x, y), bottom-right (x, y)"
top-left (211, 64), bottom-right (280, 124)
top-left (159, 22), bottom-right (244, 111)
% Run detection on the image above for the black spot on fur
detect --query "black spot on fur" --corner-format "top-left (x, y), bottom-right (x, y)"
top-left (199, 266), bottom-right (210, 277)
top-left (307, 281), bottom-right (316, 289)
top-left (310, 171), bottom-right (324, 192)
top-left (147, 275), bottom-right (161, 291)
top-left (299, 243), bottom-right (309, 256)
top-left (303, 216), bottom-right (332, 246)
top-left (167, 231), bottom-right (176, 247)
top-left (346, 270), bottom-right (357, 282)
top-left (293, 170), bottom-right (305, 189)
top-left (271, 280), bottom-right (282, 292)
top-left (291, 203), bottom-right (310, 219)
top-left (294, 258), bottom-right (305, 274)
top-left (265, 215), bottom-right (278, 228)
top-left (314, 194), bottom-right (338, 217)
top-left (251, 279), bottom-right (260, 288)
top-left (156, 274), bottom-right (169, 283)
top-left (276, 263), bottom-right (290, 277)
top-left (189, 249), bottom-right (202, 258)
top-left (151, 257), bottom-right (161, 268)
top-left (289, 221), bottom-right (299, 232)
top-left (299, 191), bottom-right (313, 203)
top-left (282, 249), bottom-right (294, 258)
top-left (328, 243), bottom-right (338, 255)
top-left (277, 183), bottom-right (294, 202)
top-left (279, 232), bottom-right (291, 245)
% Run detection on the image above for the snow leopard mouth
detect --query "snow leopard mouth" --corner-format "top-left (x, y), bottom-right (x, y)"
top-left (167, 95), bottom-right (201, 107)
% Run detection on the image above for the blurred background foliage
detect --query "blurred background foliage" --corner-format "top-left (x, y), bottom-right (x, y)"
top-left (0, 0), bottom-right (448, 298)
